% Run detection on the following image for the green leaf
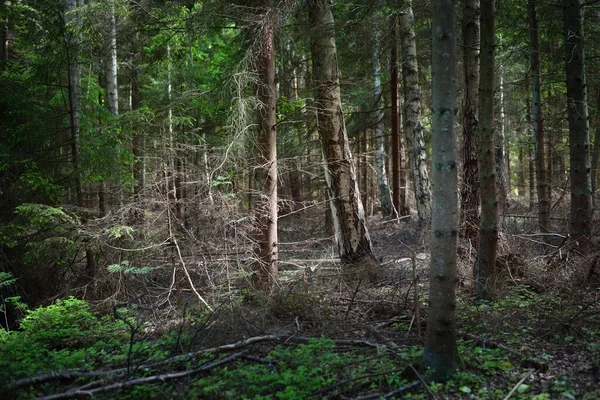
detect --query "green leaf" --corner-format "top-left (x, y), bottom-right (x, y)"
top-left (517, 384), bottom-right (530, 394)
top-left (459, 386), bottom-right (472, 393)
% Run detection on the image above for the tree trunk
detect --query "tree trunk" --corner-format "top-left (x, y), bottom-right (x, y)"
top-left (65, 0), bottom-right (83, 207)
top-left (527, 97), bottom-right (536, 211)
top-left (252, 0), bottom-right (278, 290)
top-left (591, 91), bottom-right (600, 201)
top-left (423, 0), bottom-right (459, 381)
top-left (360, 128), bottom-right (369, 214)
top-left (107, 3), bottom-right (118, 117)
top-left (371, 16), bottom-right (393, 217)
top-left (131, 53), bottom-right (145, 196)
top-left (528, 0), bottom-right (551, 233)
top-left (308, 0), bottom-right (377, 272)
top-left (496, 71), bottom-right (507, 226)
top-left (390, 12), bottom-right (409, 217)
top-left (1, 1), bottom-right (8, 71)
top-left (460, 0), bottom-right (480, 241)
top-left (474, 0), bottom-right (498, 301)
top-left (399, 0), bottom-right (431, 224)
top-left (517, 125), bottom-right (527, 198)
top-left (563, 0), bottom-right (592, 245)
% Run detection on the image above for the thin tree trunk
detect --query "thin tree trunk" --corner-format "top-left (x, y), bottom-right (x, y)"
top-left (528, 0), bottom-right (551, 232)
top-left (106, 3), bottom-right (118, 117)
top-left (390, 12), bottom-right (409, 217)
top-left (131, 56), bottom-right (145, 196)
top-left (1, 1), bottom-right (8, 71)
top-left (309, 0), bottom-right (377, 272)
top-left (474, 0), bottom-right (498, 300)
top-left (563, 0), bottom-right (592, 245)
top-left (399, 0), bottom-right (431, 224)
top-left (518, 125), bottom-right (527, 198)
top-left (591, 91), bottom-right (600, 200)
top-left (496, 71), bottom-right (507, 227)
top-left (252, 0), bottom-right (278, 289)
top-left (361, 128), bottom-right (369, 213)
top-left (372, 15), bottom-right (393, 217)
top-left (423, 0), bottom-right (459, 381)
top-left (527, 97), bottom-right (535, 211)
top-left (460, 0), bottom-right (480, 241)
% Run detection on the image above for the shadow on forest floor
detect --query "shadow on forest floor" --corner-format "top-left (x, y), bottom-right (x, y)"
top-left (2, 205), bottom-right (600, 399)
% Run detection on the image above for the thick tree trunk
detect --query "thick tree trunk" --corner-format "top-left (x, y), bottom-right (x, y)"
top-left (423, 0), bottom-right (459, 381)
top-left (528, 0), bottom-right (551, 232)
top-left (460, 0), bottom-right (480, 241)
top-left (399, 0), bottom-right (431, 223)
top-left (474, 0), bottom-right (498, 300)
top-left (563, 0), bottom-right (592, 245)
top-left (371, 18), bottom-right (393, 217)
top-left (252, 0), bottom-right (278, 289)
top-left (308, 0), bottom-right (377, 272)
top-left (390, 12), bottom-right (409, 217)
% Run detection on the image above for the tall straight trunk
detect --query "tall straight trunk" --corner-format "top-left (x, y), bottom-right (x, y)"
top-left (423, 0), bottom-right (459, 381)
top-left (371, 15), bottom-right (393, 217)
top-left (106, 3), bottom-right (118, 116)
top-left (252, 0), bottom-right (278, 289)
top-left (527, 97), bottom-right (536, 210)
top-left (399, 0), bottom-right (431, 223)
top-left (390, 12), bottom-right (409, 216)
top-left (1, 1), bottom-right (7, 71)
top-left (474, 0), bottom-right (498, 300)
top-left (309, 0), bottom-right (376, 270)
top-left (563, 0), bottom-right (592, 244)
top-left (460, 0), bottom-right (480, 241)
top-left (361, 128), bottom-right (369, 213)
top-left (131, 56), bottom-right (145, 196)
top-left (65, 0), bottom-right (83, 206)
top-left (518, 125), bottom-right (527, 198)
top-left (66, 0), bottom-right (95, 281)
top-left (591, 91), bottom-right (600, 199)
top-left (528, 0), bottom-right (550, 232)
top-left (496, 71), bottom-right (507, 225)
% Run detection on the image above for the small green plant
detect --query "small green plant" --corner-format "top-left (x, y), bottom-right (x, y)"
top-left (0, 272), bottom-right (27, 330)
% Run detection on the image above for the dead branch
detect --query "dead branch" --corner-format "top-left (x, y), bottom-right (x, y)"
top-left (37, 351), bottom-right (247, 400)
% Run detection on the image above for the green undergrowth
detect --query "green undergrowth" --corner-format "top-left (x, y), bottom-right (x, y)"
top-left (1, 287), bottom-right (598, 399)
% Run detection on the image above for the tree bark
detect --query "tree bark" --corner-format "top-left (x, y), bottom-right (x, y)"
top-left (496, 71), bottom-right (507, 226)
top-left (528, 0), bottom-right (551, 233)
top-left (423, 0), bottom-right (459, 381)
top-left (563, 0), bottom-right (592, 245)
top-left (1, 0), bottom-right (8, 71)
top-left (106, 2), bottom-right (119, 117)
top-left (252, 0), bottom-right (278, 289)
top-left (399, 0), bottom-right (431, 224)
top-left (474, 0), bottom-right (498, 300)
top-left (591, 91), bottom-right (600, 200)
top-left (371, 15), bottom-right (394, 217)
top-left (308, 0), bottom-right (377, 272)
top-left (460, 0), bottom-right (480, 241)
top-left (390, 12), bottom-right (409, 217)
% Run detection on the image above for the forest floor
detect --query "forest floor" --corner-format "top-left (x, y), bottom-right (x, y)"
top-left (2, 205), bottom-right (600, 399)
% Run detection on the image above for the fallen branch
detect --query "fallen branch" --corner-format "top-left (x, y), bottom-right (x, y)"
top-left (503, 369), bottom-right (535, 400)
top-left (38, 351), bottom-right (246, 400)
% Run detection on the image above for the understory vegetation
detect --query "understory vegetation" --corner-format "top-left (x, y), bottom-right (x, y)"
top-left (2, 208), bottom-right (599, 399)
